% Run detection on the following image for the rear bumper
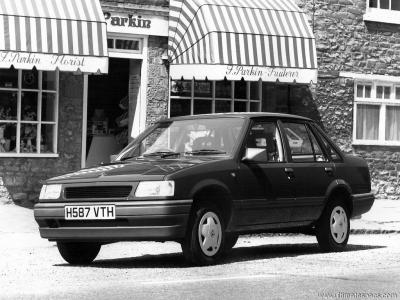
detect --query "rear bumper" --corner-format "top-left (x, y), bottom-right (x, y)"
top-left (351, 192), bottom-right (375, 217)
top-left (34, 200), bottom-right (192, 242)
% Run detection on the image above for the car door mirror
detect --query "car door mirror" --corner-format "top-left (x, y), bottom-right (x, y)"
top-left (242, 148), bottom-right (268, 162)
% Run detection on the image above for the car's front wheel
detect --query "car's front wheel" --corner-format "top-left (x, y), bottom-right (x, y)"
top-left (181, 203), bottom-right (225, 265)
top-left (57, 242), bottom-right (101, 265)
top-left (316, 198), bottom-right (350, 252)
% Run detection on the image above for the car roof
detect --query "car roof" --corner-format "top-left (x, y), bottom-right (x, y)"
top-left (163, 112), bottom-right (312, 122)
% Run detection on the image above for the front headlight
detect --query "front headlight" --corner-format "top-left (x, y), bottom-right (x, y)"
top-left (39, 184), bottom-right (62, 200)
top-left (135, 181), bottom-right (175, 197)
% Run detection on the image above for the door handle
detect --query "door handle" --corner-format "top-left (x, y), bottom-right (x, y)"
top-left (324, 167), bottom-right (334, 175)
top-left (284, 167), bottom-right (295, 179)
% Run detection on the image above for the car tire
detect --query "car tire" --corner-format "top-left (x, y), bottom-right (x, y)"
top-left (316, 198), bottom-right (350, 252)
top-left (223, 233), bottom-right (239, 254)
top-left (57, 242), bottom-right (101, 265)
top-left (181, 203), bottom-right (225, 265)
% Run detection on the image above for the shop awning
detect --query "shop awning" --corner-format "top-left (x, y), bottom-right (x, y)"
top-left (0, 0), bottom-right (108, 73)
top-left (168, 0), bottom-right (317, 83)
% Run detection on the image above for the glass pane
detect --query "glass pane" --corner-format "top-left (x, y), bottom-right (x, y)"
top-left (194, 81), bottom-right (212, 98)
top-left (365, 85), bottom-right (371, 98)
top-left (356, 85), bottom-right (364, 98)
top-left (380, 0), bottom-right (389, 8)
top-left (234, 101), bottom-right (247, 112)
top-left (245, 122), bottom-right (283, 162)
top-left (21, 123), bottom-right (38, 153)
top-left (42, 93), bottom-right (56, 122)
top-left (376, 86), bottom-right (383, 98)
top-left (392, 0), bottom-right (400, 10)
top-left (22, 69), bottom-right (38, 89)
top-left (171, 80), bottom-right (191, 97)
top-left (250, 81), bottom-right (260, 100)
top-left (215, 100), bottom-right (231, 113)
top-left (309, 128), bottom-right (327, 162)
top-left (41, 124), bottom-right (56, 153)
top-left (0, 68), bottom-right (18, 88)
top-left (384, 86), bottom-right (391, 99)
top-left (0, 91), bottom-right (18, 120)
top-left (386, 106), bottom-right (400, 141)
top-left (21, 92), bottom-right (38, 121)
top-left (215, 81), bottom-right (231, 98)
top-left (107, 38), bottom-right (114, 48)
top-left (42, 72), bottom-right (56, 91)
top-left (250, 102), bottom-right (260, 112)
top-left (0, 123), bottom-right (16, 153)
top-left (115, 39), bottom-right (140, 50)
top-left (194, 100), bottom-right (212, 115)
top-left (356, 104), bottom-right (380, 140)
top-left (234, 80), bottom-right (247, 99)
top-left (369, 0), bottom-right (378, 7)
top-left (282, 122), bottom-right (314, 162)
top-left (396, 87), bottom-right (400, 99)
top-left (170, 98), bottom-right (191, 117)
top-left (317, 130), bottom-right (341, 161)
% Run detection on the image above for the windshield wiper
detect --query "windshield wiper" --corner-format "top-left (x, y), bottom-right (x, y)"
top-left (142, 151), bottom-right (181, 158)
top-left (185, 149), bottom-right (226, 155)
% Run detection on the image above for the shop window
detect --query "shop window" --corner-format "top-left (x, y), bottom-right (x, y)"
top-left (169, 79), bottom-right (261, 117)
top-left (0, 69), bottom-right (58, 156)
top-left (354, 80), bottom-right (400, 145)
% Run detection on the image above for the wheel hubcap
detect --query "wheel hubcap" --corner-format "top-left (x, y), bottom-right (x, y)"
top-left (330, 206), bottom-right (348, 243)
top-left (198, 212), bottom-right (222, 256)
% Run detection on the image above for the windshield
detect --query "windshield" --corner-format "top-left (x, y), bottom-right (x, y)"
top-left (117, 117), bottom-right (245, 160)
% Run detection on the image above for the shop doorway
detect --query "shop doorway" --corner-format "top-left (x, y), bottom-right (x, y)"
top-left (86, 58), bottom-right (132, 167)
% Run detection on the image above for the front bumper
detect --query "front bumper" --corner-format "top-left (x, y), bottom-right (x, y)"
top-left (34, 199), bottom-right (192, 242)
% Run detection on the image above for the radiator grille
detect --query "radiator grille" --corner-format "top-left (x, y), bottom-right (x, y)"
top-left (64, 186), bottom-right (132, 199)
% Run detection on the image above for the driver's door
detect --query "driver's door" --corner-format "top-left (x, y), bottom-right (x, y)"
top-left (236, 120), bottom-right (296, 227)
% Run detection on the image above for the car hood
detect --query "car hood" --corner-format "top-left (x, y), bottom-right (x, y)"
top-left (47, 157), bottom-right (218, 183)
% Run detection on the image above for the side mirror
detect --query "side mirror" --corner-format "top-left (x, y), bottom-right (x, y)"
top-left (242, 148), bottom-right (268, 162)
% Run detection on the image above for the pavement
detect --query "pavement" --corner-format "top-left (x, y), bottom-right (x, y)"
top-left (0, 197), bottom-right (399, 235)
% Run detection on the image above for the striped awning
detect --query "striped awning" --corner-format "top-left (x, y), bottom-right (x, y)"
top-left (0, 0), bottom-right (108, 73)
top-left (169, 0), bottom-right (317, 83)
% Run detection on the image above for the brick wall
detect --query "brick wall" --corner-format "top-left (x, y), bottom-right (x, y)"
top-left (0, 73), bottom-right (83, 207)
top-left (146, 36), bottom-right (169, 127)
top-left (297, 0), bottom-right (400, 199)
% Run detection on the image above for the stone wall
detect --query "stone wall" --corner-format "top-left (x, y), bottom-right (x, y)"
top-left (146, 36), bottom-right (169, 127)
top-left (297, 0), bottom-right (400, 199)
top-left (0, 73), bottom-right (83, 207)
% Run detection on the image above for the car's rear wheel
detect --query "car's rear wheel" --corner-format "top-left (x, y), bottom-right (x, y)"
top-left (316, 198), bottom-right (350, 252)
top-left (181, 203), bottom-right (225, 265)
top-left (57, 242), bottom-right (101, 265)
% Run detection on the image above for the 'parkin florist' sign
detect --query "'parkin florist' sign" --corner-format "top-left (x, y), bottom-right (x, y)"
top-left (0, 51), bottom-right (108, 73)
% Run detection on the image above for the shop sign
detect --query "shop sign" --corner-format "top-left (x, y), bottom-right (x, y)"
top-left (104, 12), bottom-right (169, 37)
top-left (0, 51), bottom-right (108, 73)
top-left (226, 65), bottom-right (299, 81)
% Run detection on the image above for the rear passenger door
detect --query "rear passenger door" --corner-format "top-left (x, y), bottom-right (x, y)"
top-left (280, 121), bottom-right (335, 222)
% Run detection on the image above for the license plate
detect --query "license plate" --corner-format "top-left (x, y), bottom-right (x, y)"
top-left (64, 205), bottom-right (116, 220)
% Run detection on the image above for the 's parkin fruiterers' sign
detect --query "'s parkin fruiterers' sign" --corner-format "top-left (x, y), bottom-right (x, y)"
top-left (226, 65), bottom-right (300, 81)
top-left (0, 51), bottom-right (108, 73)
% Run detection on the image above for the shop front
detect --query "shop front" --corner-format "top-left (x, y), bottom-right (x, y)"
top-left (168, 0), bottom-right (318, 117)
top-left (0, 0), bottom-right (108, 204)
top-left (84, 6), bottom-right (169, 167)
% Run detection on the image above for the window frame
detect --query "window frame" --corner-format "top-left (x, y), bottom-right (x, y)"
top-left (364, 0), bottom-right (400, 25)
top-left (169, 79), bottom-right (262, 117)
top-left (353, 80), bottom-right (400, 146)
top-left (0, 69), bottom-right (59, 158)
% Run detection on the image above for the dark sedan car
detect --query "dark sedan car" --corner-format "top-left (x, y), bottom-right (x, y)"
top-left (34, 113), bottom-right (374, 265)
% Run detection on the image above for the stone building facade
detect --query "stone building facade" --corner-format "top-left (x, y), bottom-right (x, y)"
top-left (298, 0), bottom-right (400, 199)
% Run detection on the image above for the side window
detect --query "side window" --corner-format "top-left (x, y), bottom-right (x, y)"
top-left (244, 122), bottom-right (284, 162)
top-left (313, 127), bottom-right (342, 162)
top-left (282, 122), bottom-right (327, 162)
